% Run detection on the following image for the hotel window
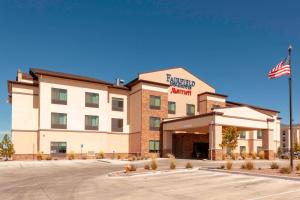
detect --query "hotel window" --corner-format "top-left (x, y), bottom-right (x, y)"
top-left (111, 118), bottom-right (123, 132)
top-left (283, 131), bottom-right (286, 136)
top-left (240, 131), bottom-right (246, 139)
top-left (150, 95), bottom-right (161, 110)
top-left (283, 137), bottom-right (286, 142)
top-left (85, 92), bottom-right (99, 108)
top-left (85, 115), bottom-right (99, 130)
top-left (168, 101), bottom-right (176, 114)
top-left (149, 140), bottom-right (159, 153)
top-left (112, 97), bottom-right (124, 111)
top-left (51, 88), bottom-right (67, 105)
top-left (186, 104), bottom-right (195, 116)
top-left (240, 146), bottom-right (246, 154)
top-left (51, 113), bottom-right (67, 129)
top-left (50, 142), bottom-right (67, 155)
top-left (257, 146), bottom-right (262, 153)
top-left (257, 130), bottom-right (263, 139)
top-left (149, 117), bottom-right (161, 131)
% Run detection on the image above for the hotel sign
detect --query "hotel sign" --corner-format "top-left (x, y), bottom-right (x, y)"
top-left (166, 74), bottom-right (195, 96)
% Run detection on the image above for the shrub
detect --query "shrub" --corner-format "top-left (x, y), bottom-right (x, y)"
top-left (68, 150), bottom-right (75, 160)
top-left (124, 164), bottom-right (137, 173)
top-left (132, 156), bottom-right (137, 161)
top-left (168, 154), bottom-right (176, 170)
top-left (185, 162), bottom-right (193, 169)
top-left (231, 153), bottom-right (238, 160)
top-left (279, 166), bottom-right (291, 174)
top-left (97, 151), bottom-right (104, 159)
top-left (45, 156), bottom-right (52, 160)
top-left (128, 157), bottom-right (133, 161)
top-left (144, 164), bottom-right (150, 170)
top-left (241, 160), bottom-right (254, 170)
top-left (251, 152), bottom-right (257, 160)
top-left (220, 164), bottom-right (225, 169)
top-left (241, 152), bottom-right (248, 160)
top-left (117, 154), bottom-right (121, 160)
top-left (150, 158), bottom-right (158, 170)
top-left (296, 163), bottom-right (300, 171)
top-left (36, 152), bottom-right (43, 161)
top-left (226, 160), bottom-right (233, 170)
top-left (81, 155), bottom-right (87, 160)
top-left (258, 151), bottom-right (264, 159)
top-left (270, 162), bottom-right (279, 169)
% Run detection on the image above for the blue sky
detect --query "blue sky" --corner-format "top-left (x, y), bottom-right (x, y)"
top-left (1, 0), bottom-right (300, 132)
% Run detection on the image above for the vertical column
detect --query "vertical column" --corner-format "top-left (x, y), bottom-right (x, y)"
top-left (262, 129), bottom-right (275, 160)
top-left (208, 124), bottom-right (222, 160)
top-left (162, 131), bottom-right (173, 157)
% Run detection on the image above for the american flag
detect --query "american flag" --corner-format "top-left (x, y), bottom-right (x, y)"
top-left (268, 57), bottom-right (291, 79)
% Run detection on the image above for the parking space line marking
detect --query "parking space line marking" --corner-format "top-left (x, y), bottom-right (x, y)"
top-left (246, 189), bottom-right (300, 200)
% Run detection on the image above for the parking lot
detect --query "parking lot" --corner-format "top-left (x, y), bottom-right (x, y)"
top-left (0, 160), bottom-right (300, 200)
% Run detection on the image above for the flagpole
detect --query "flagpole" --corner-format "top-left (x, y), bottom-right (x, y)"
top-left (288, 45), bottom-right (293, 170)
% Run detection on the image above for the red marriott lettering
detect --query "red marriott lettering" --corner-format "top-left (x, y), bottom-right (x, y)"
top-left (170, 87), bottom-right (192, 96)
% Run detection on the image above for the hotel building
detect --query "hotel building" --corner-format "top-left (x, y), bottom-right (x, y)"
top-left (280, 124), bottom-right (300, 152)
top-left (8, 67), bottom-right (281, 160)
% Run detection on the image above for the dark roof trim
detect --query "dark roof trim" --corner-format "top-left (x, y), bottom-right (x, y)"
top-left (198, 92), bottom-right (228, 98)
top-left (30, 68), bottom-right (130, 90)
top-left (162, 112), bottom-right (224, 124)
top-left (226, 101), bottom-right (280, 113)
top-left (126, 78), bottom-right (170, 88)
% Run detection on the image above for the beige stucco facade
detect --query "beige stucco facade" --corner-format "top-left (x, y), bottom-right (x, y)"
top-left (8, 67), bottom-right (281, 160)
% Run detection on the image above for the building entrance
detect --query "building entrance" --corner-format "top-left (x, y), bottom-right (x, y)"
top-left (193, 142), bottom-right (209, 159)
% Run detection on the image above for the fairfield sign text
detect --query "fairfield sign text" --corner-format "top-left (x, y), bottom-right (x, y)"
top-left (166, 74), bottom-right (195, 96)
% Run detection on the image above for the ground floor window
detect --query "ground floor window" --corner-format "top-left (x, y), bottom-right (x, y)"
top-left (239, 146), bottom-right (246, 154)
top-left (50, 142), bottom-right (67, 155)
top-left (149, 140), bottom-right (159, 153)
top-left (257, 146), bottom-right (262, 153)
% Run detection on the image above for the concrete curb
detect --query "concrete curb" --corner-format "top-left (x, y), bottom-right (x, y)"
top-left (200, 168), bottom-right (300, 182)
top-left (108, 168), bottom-right (198, 178)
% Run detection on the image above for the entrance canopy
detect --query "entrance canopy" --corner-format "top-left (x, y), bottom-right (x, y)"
top-left (161, 106), bottom-right (280, 160)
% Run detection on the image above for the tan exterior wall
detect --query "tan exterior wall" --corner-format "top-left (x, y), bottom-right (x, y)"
top-left (139, 67), bottom-right (215, 118)
top-left (11, 85), bottom-right (39, 131)
top-left (39, 130), bottom-right (128, 154)
top-left (12, 131), bottom-right (38, 154)
top-left (39, 76), bottom-right (129, 133)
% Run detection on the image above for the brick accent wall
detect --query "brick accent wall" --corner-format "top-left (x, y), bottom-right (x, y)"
top-left (141, 90), bottom-right (168, 155)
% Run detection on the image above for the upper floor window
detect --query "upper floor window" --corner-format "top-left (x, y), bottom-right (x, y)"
top-left (51, 112), bottom-right (67, 129)
top-left (283, 131), bottom-right (286, 136)
top-left (85, 92), bottom-right (99, 108)
top-left (150, 95), bottom-right (161, 110)
top-left (240, 131), bottom-right (246, 139)
top-left (186, 104), bottom-right (195, 116)
top-left (168, 101), bottom-right (176, 114)
top-left (257, 130), bottom-right (263, 139)
top-left (149, 117), bottom-right (160, 131)
top-left (85, 115), bottom-right (99, 130)
top-left (112, 97), bottom-right (124, 111)
top-left (149, 140), bottom-right (160, 153)
top-left (51, 88), bottom-right (67, 105)
top-left (111, 118), bottom-right (123, 132)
